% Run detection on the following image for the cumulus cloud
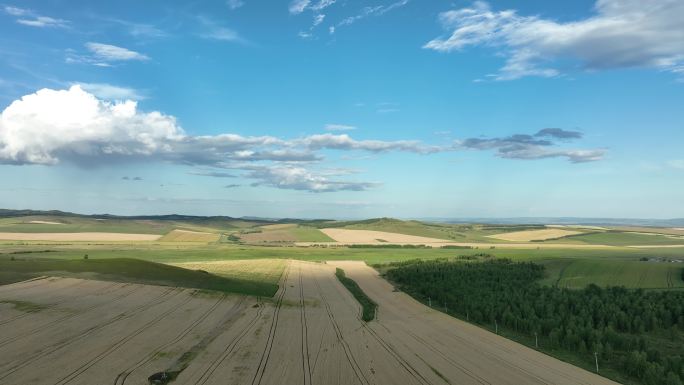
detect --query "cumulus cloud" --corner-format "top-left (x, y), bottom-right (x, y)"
top-left (424, 0), bottom-right (684, 80)
top-left (0, 86), bottom-right (181, 165)
top-left (460, 129), bottom-right (605, 163)
top-left (0, 86), bottom-right (606, 191)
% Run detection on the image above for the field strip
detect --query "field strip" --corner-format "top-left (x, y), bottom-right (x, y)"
top-left (321, 228), bottom-right (451, 243)
top-left (296, 241), bottom-right (617, 249)
top-left (0, 232), bottom-right (161, 241)
top-left (487, 229), bottom-right (582, 242)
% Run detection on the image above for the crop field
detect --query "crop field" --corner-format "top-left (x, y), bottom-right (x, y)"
top-left (320, 228), bottom-right (451, 244)
top-left (563, 231), bottom-right (684, 246)
top-left (0, 232), bottom-right (162, 241)
top-left (0, 262), bottom-right (617, 385)
top-left (487, 228), bottom-right (583, 242)
top-left (160, 229), bottom-right (221, 243)
top-left (544, 258), bottom-right (684, 289)
top-left (239, 225), bottom-right (334, 244)
top-left (170, 259), bottom-right (286, 286)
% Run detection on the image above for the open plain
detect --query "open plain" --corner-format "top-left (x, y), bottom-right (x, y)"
top-left (0, 261), bottom-right (617, 385)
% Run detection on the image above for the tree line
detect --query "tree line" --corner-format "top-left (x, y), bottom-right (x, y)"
top-left (384, 258), bottom-right (684, 385)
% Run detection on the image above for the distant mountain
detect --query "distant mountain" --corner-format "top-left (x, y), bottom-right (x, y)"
top-left (2, 209), bottom-right (683, 228)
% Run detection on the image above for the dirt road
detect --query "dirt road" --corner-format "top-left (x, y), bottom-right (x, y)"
top-left (0, 262), bottom-right (619, 384)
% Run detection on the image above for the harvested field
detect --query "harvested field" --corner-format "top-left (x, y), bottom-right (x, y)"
top-left (0, 262), bottom-right (618, 384)
top-left (259, 223), bottom-right (297, 230)
top-left (487, 228), bottom-right (582, 242)
top-left (28, 220), bottom-right (63, 225)
top-left (321, 228), bottom-right (450, 244)
top-left (0, 232), bottom-right (161, 241)
top-left (160, 229), bottom-right (220, 242)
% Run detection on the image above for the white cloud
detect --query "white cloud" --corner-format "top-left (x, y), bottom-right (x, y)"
top-left (0, 87), bottom-right (607, 192)
top-left (424, 0), bottom-right (684, 80)
top-left (197, 17), bottom-right (245, 43)
top-left (324, 123), bottom-right (356, 131)
top-left (4, 6), bottom-right (27, 16)
top-left (668, 160), bottom-right (684, 170)
top-left (247, 165), bottom-right (378, 192)
top-left (227, 0), bottom-right (244, 10)
top-left (4, 5), bottom-right (68, 28)
top-left (289, 0), bottom-right (311, 14)
top-left (85, 43), bottom-right (149, 62)
top-left (0, 86), bottom-right (181, 165)
top-left (337, 0), bottom-right (409, 28)
top-left (17, 16), bottom-right (68, 28)
top-left (74, 83), bottom-right (146, 101)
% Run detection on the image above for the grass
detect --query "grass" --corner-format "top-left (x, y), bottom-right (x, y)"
top-left (565, 231), bottom-right (684, 246)
top-left (545, 259), bottom-right (684, 289)
top-left (335, 267), bottom-right (377, 321)
top-left (0, 257), bottom-right (277, 297)
top-left (289, 226), bottom-right (335, 242)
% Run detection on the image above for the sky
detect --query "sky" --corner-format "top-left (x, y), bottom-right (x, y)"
top-left (0, 0), bottom-right (683, 219)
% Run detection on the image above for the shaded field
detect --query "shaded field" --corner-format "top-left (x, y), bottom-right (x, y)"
top-left (334, 267), bottom-right (377, 321)
top-left (160, 229), bottom-right (221, 243)
top-left (0, 258), bottom-right (276, 296)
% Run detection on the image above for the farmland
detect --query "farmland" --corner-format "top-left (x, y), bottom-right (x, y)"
top-left (0, 261), bottom-right (618, 385)
top-left (1, 212), bottom-right (683, 385)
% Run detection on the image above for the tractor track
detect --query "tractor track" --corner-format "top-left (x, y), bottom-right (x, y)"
top-left (249, 262), bottom-right (291, 385)
top-left (52, 291), bottom-right (195, 385)
top-left (113, 293), bottom-right (228, 385)
top-left (0, 287), bottom-right (179, 380)
top-left (312, 268), bottom-right (368, 385)
top-left (299, 264), bottom-right (312, 385)
top-left (192, 298), bottom-right (264, 385)
top-left (0, 282), bottom-right (137, 348)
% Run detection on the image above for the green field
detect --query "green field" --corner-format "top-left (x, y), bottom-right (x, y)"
top-left (289, 226), bottom-right (335, 242)
top-left (538, 258), bottom-right (684, 289)
top-left (563, 231), bottom-right (684, 246)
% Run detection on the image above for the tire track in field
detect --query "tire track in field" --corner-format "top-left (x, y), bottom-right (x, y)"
top-left (113, 294), bottom-right (228, 385)
top-left (192, 298), bottom-right (264, 385)
top-left (401, 328), bottom-right (491, 385)
top-left (311, 267), bottom-right (368, 385)
top-left (329, 271), bottom-right (432, 385)
top-left (299, 264), bottom-right (312, 385)
top-left (250, 263), bottom-right (291, 385)
top-left (0, 282), bottom-right (137, 348)
top-left (0, 287), bottom-right (179, 380)
top-left (53, 291), bottom-right (196, 385)
top-left (0, 276), bottom-right (49, 294)
top-left (0, 280), bottom-right (119, 326)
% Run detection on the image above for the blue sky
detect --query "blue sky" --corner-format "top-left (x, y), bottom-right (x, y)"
top-left (0, 0), bottom-right (683, 218)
